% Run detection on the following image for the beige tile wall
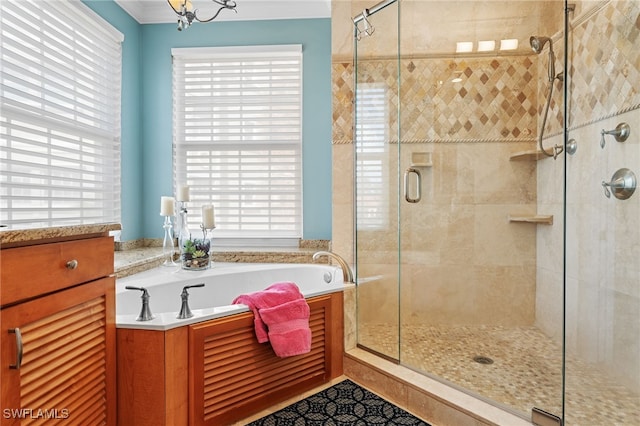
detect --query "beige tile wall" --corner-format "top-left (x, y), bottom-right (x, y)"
top-left (332, 0), bottom-right (640, 394)
top-left (535, 0), bottom-right (640, 393)
top-left (332, 4), bottom-right (541, 327)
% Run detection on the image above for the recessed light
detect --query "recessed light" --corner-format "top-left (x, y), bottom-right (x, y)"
top-left (477, 40), bottom-right (495, 52)
top-left (500, 39), bottom-right (519, 50)
top-left (456, 41), bottom-right (473, 53)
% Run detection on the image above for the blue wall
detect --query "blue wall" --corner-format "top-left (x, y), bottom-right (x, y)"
top-left (84, 1), bottom-right (332, 241)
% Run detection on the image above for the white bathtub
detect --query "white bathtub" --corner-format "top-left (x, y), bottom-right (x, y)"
top-left (116, 262), bottom-right (345, 330)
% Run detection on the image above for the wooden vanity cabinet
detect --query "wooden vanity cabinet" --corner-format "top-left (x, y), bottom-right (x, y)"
top-left (0, 235), bottom-right (116, 426)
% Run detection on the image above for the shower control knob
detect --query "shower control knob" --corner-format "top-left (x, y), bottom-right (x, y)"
top-left (601, 168), bottom-right (636, 200)
top-left (600, 122), bottom-right (630, 148)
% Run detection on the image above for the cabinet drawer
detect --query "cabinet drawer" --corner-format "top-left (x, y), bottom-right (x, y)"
top-left (1, 236), bottom-right (113, 307)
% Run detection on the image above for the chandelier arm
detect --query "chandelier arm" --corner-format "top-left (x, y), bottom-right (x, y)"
top-left (193, 3), bottom-right (237, 23)
top-left (169, 0), bottom-right (237, 28)
top-left (211, 0), bottom-right (236, 7)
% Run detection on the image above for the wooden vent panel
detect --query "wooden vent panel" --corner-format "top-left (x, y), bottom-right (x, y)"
top-left (19, 296), bottom-right (108, 426)
top-left (190, 295), bottom-right (332, 426)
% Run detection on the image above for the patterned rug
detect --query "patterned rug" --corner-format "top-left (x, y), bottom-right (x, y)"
top-left (247, 379), bottom-right (430, 425)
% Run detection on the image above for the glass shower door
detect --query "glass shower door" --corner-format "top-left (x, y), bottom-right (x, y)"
top-left (354, 0), bottom-right (401, 361)
top-left (563, 0), bottom-right (640, 423)
top-left (394, 0), bottom-right (565, 420)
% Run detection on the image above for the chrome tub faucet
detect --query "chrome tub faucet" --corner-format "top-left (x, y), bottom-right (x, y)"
top-left (312, 251), bottom-right (355, 284)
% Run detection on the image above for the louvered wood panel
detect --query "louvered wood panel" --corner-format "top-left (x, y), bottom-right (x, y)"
top-left (19, 295), bottom-right (108, 426)
top-left (190, 295), bottom-right (333, 426)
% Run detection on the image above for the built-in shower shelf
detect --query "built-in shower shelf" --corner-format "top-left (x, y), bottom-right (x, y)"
top-left (509, 150), bottom-right (551, 161)
top-left (509, 214), bottom-right (554, 225)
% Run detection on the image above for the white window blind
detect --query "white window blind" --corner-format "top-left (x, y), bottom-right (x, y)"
top-left (355, 83), bottom-right (388, 230)
top-left (0, 0), bottom-right (123, 228)
top-left (172, 45), bottom-right (303, 243)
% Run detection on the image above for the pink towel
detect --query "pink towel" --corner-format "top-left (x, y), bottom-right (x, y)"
top-left (232, 282), bottom-right (311, 357)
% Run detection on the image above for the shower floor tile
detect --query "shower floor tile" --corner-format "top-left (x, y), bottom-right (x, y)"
top-left (359, 324), bottom-right (640, 425)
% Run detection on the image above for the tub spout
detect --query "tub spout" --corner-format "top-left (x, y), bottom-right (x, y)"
top-left (312, 251), bottom-right (355, 284)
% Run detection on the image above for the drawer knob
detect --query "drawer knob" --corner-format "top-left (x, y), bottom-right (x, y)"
top-left (66, 259), bottom-right (79, 270)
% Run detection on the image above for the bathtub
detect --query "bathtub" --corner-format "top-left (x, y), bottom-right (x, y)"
top-left (116, 262), bottom-right (345, 331)
top-left (116, 262), bottom-right (346, 425)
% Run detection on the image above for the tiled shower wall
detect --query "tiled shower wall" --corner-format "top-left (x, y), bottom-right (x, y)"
top-left (536, 0), bottom-right (640, 393)
top-left (333, 53), bottom-right (541, 327)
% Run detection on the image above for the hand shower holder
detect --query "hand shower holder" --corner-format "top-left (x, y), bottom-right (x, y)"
top-left (600, 123), bottom-right (630, 148)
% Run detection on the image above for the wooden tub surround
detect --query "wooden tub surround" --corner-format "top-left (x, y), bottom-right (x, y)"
top-left (117, 292), bottom-right (344, 426)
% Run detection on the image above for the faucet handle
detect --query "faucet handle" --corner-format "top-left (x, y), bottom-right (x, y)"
top-left (125, 285), bottom-right (149, 295)
top-left (183, 283), bottom-right (205, 292)
top-left (177, 283), bottom-right (205, 319)
top-left (125, 286), bottom-right (154, 321)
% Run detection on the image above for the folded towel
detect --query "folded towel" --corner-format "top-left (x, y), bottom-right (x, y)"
top-left (260, 299), bottom-right (311, 357)
top-left (232, 282), bottom-right (311, 357)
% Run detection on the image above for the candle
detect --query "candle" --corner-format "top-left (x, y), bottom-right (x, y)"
top-left (177, 184), bottom-right (190, 202)
top-left (160, 196), bottom-right (175, 216)
top-left (202, 204), bottom-right (215, 229)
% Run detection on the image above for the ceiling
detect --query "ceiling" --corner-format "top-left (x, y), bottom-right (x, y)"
top-left (114, 0), bottom-right (332, 24)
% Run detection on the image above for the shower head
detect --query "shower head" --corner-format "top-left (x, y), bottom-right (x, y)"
top-left (530, 36), bottom-right (556, 82)
top-left (530, 36), bottom-right (553, 54)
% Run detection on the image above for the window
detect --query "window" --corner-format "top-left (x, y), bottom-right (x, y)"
top-left (0, 0), bottom-right (123, 229)
top-left (172, 45), bottom-right (303, 245)
top-left (355, 83), bottom-right (388, 230)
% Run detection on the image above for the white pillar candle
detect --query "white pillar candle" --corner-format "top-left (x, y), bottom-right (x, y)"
top-left (177, 184), bottom-right (190, 202)
top-left (160, 196), bottom-right (175, 216)
top-left (202, 204), bottom-right (215, 229)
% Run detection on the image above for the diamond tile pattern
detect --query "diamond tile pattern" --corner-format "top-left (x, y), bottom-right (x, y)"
top-left (333, 56), bottom-right (538, 144)
top-left (333, 0), bottom-right (640, 144)
top-left (567, 0), bottom-right (640, 129)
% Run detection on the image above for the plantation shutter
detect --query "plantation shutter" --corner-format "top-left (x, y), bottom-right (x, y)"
top-left (355, 83), bottom-right (388, 230)
top-left (0, 0), bottom-right (123, 228)
top-left (172, 45), bottom-right (303, 243)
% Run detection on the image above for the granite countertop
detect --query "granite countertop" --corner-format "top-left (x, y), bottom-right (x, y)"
top-left (0, 223), bottom-right (122, 248)
top-left (0, 223), bottom-right (328, 279)
top-left (114, 245), bottom-right (322, 278)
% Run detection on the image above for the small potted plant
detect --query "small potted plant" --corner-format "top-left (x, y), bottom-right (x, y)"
top-left (180, 235), bottom-right (211, 270)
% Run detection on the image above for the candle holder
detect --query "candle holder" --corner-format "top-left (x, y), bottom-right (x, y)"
top-left (161, 215), bottom-right (177, 267)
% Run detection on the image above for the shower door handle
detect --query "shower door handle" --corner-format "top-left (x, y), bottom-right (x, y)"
top-left (404, 167), bottom-right (422, 203)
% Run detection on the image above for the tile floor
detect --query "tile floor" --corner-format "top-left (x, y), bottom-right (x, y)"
top-left (359, 323), bottom-right (640, 425)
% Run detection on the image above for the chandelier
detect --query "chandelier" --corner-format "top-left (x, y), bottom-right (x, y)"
top-left (167, 0), bottom-right (237, 31)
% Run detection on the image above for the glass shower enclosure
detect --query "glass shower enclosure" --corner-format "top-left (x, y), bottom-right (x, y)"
top-left (351, 0), bottom-right (639, 423)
